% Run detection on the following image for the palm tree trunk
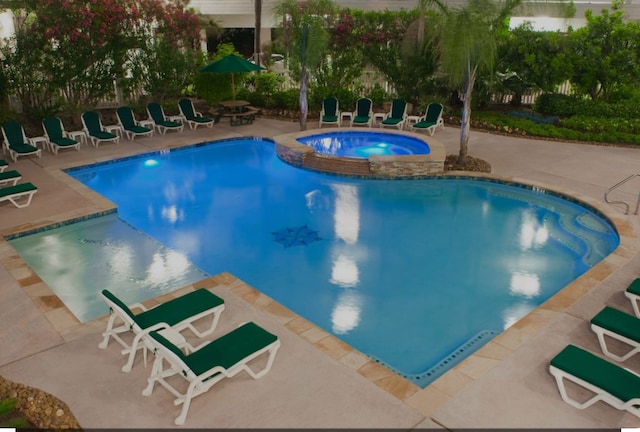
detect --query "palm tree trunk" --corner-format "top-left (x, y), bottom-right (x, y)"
top-left (254, 0), bottom-right (262, 65)
top-left (299, 23), bottom-right (308, 131)
top-left (458, 60), bottom-right (477, 163)
top-left (300, 65), bottom-right (308, 130)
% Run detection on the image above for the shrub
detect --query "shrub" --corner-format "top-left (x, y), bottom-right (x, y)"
top-left (0, 398), bottom-right (27, 428)
top-left (271, 89), bottom-right (300, 111)
top-left (366, 84), bottom-right (388, 108)
top-left (560, 116), bottom-right (640, 134)
top-left (534, 93), bottom-right (579, 117)
top-left (309, 86), bottom-right (358, 112)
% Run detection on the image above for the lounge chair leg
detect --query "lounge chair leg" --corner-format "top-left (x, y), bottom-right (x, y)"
top-left (9, 191), bottom-right (36, 208)
top-left (243, 341), bottom-right (281, 379)
top-left (552, 373), bottom-right (603, 410)
top-left (122, 333), bottom-right (145, 372)
top-left (187, 307), bottom-right (224, 338)
top-left (98, 313), bottom-right (119, 349)
top-left (592, 326), bottom-right (640, 362)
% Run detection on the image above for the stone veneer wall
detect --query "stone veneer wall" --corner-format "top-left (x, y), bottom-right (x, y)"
top-left (369, 156), bottom-right (444, 176)
top-left (274, 128), bottom-right (446, 178)
top-left (304, 153), bottom-right (372, 175)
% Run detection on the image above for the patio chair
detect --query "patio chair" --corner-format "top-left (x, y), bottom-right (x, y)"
top-left (81, 111), bottom-right (120, 147)
top-left (0, 182), bottom-right (38, 208)
top-left (590, 305), bottom-right (640, 362)
top-left (178, 98), bottom-right (214, 130)
top-left (549, 344), bottom-right (640, 417)
top-left (380, 99), bottom-right (408, 130)
top-left (147, 102), bottom-right (184, 134)
top-left (98, 288), bottom-right (225, 372)
top-left (0, 159), bottom-right (8, 172)
top-left (42, 116), bottom-right (81, 155)
top-left (142, 321), bottom-right (281, 425)
top-left (349, 98), bottom-right (373, 127)
top-left (0, 170), bottom-right (21, 187)
top-left (116, 106), bottom-right (154, 140)
top-left (411, 103), bottom-right (444, 136)
top-left (1, 121), bottom-right (42, 162)
top-left (624, 278), bottom-right (640, 317)
top-left (319, 97), bottom-right (341, 128)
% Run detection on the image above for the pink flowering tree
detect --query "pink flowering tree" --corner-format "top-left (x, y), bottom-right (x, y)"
top-left (0, 0), bottom-right (204, 113)
top-left (127, 0), bottom-right (206, 101)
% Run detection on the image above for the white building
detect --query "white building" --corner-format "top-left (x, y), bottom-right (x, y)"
top-left (191, 0), bottom-right (640, 34)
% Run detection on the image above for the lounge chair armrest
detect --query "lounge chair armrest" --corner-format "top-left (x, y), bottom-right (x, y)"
top-left (143, 322), bottom-right (172, 333)
top-left (128, 302), bottom-right (149, 313)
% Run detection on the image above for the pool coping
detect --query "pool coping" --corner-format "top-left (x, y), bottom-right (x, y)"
top-left (0, 139), bottom-right (637, 420)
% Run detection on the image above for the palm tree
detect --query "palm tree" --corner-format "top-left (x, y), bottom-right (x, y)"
top-left (429, 0), bottom-right (522, 163)
top-left (274, 0), bottom-right (335, 130)
top-left (254, 0), bottom-right (262, 66)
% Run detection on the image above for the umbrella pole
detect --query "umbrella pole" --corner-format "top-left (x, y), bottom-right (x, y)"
top-left (231, 73), bottom-right (236, 101)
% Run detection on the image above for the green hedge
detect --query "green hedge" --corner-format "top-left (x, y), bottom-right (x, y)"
top-left (535, 93), bottom-right (640, 120)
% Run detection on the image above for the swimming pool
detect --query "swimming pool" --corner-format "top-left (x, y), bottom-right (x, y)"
top-left (10, 138), bottom-right (619, 388)
top-left (297, 130), bottom-right (430, 158)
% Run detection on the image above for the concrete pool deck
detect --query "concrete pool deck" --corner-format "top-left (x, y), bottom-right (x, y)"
top-left (1, 116), bottom-right (640, 428)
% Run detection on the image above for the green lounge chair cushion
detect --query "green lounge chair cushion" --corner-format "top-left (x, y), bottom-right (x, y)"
top-left (43, 117), bottom-right (77, 146)
top-left (9, 142), bottom-right (38, 153)
top-left (0, 182), bottom-right (36, 197)
top-left (3, 121), bottom-right (28, 146)
top-left (382, 118), bottom-right (402, 125)
top-left (390, 99), bottom-right (406, 118)
top-left (413, 120), bottom-right (437, 129)
top-left (82, 111), bottom-right (116, 139)
top-left (127, 125), bottom-right (152, 134)
top-left (353, 116), bottom-right (370, 123)
top-left (51, 137), bottom-right (78, 147)
top-left (322, 98), bottom-right (338, 116)
top-left (179, 99), bottom-right (213, 123)
top-left (0, 170), bottom-right (20, 181)
top-left (627, 278), bottom-right (640, 296)
top-left (148, 103), bottom-right (182, 129)
top-left (156, 120), bottom-right (182, 128)
top-left (152, 322), bottom-right (278, 376)
top-left (591, 306), bottom-right (640, 343)
top-left (102, 288), bottom-right (224, 329)
top-left (321, 115), bottom-right (338, 123)
top-left (90, 131), bottom-right (117, 140)
top-left (0, 160), bottom-right (8, 168)
top-left (116, 107), bottom-right (151, 134)
top-left (550, 344), bottom-right (640, 403)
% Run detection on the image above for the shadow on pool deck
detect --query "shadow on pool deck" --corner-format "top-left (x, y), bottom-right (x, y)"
top-left (1, 117), bottom-right (640, 428)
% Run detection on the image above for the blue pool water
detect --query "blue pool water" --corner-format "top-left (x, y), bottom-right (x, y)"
top-left (297, 131), bottom-right (430, 157)
top-left (10, 138), bottom-right (619, 387)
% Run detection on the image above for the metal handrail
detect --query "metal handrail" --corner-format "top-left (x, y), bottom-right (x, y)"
top-left (604, 173), bottom-right (640, 215)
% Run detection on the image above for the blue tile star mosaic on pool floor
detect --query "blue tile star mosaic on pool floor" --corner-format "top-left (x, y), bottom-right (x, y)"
top-left (272, 225), bottom-right (322, 248)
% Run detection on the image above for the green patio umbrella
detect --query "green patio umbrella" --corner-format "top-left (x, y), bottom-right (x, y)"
top-left (200, 54), bottom-right (265, 100)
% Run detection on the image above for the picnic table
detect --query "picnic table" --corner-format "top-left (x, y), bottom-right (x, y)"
top-left (218, 100), bottom-right (259, 126)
